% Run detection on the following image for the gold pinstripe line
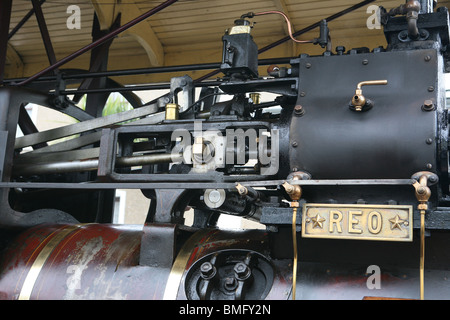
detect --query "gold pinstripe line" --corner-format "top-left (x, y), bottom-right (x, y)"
top-left (18, 224), bottom-right (83, 300)
top-left (163, 229), bottom-right (210, 300)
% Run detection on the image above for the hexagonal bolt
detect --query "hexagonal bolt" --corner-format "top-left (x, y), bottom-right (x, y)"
top-left (200, 261), bottom-right (216, 280)
top-left (422, 100), bottom-right (435, 111)
top-left (234, 262), bottom-right (251, 281)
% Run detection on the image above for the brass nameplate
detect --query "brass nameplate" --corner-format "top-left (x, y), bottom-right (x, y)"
top-left (302, 204), bottom-right (413, 242)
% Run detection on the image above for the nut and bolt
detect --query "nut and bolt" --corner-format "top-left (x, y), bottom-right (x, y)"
top-left (294, 105), bottom-right (305, 117)
top-left (422, 100), bottom-right (435, 111)
top-left (234, 262), bottom-right (251, 281)
top-left (236, 183), bottom-right (248, 196)
top-left (417, 186), bottom-right (427, 195)
top-left (200, 261), bottom-right (216, 280)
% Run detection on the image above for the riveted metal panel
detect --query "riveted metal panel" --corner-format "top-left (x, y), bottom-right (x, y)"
top-left (290, 49), bottom-right (441, 180)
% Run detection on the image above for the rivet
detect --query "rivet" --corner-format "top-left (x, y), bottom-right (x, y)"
top-left (292, 141), bottom-right (298, 147)
top-left (426, 138), bottom-right (433, 144)
top-left (428, 86), bottom-right (435, 92)
top-left (422, 100), bottom-right (435, 111)
top-left (425, 55), bottom-right (431, 62)
top-left (426, 163), bottom-right (433, 169)
top-left (362, 59), bottom-right (369, 65)
top-left (305, 63), bottom-right (312, 69)
top-left (300, 92), bottom-right (306, 97)
top-left (294, 105), bottom-right (305, 116)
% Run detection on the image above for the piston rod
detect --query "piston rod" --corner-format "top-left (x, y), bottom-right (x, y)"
top-left (13, 152), bottom-right (182, 176)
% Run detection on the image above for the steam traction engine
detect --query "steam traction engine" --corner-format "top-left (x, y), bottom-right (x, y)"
top-left (1, 0), bottom-right (450, 300)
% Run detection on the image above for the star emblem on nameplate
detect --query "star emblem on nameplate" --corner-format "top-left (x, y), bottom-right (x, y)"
top-left (389, 214), bottom-right (407, 230)
top-left (309, 213), bottom-right (326, 229)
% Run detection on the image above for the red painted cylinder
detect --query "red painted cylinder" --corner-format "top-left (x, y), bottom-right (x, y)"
top-left (0, 224), bottom-right (161, 299)
top-left (3, 222), bottom-right (437, 300)
top-left (0, 223), bottom-right (288, 300)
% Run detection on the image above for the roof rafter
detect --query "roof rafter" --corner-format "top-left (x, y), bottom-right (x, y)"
top-left (6, 43), bottom-right (24, 78)
top-left (91, 0), bottom-right (164, 66)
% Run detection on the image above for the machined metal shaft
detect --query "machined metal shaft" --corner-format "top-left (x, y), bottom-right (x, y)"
top-left (13, 152), bottom-right (182, 176)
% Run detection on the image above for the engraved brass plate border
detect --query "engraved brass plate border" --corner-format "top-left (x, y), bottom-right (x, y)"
top-left (301, 203), bottom-right (413, 242)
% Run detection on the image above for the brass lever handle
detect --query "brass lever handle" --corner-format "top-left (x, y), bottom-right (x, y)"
top-left (351, 80), bottom-right (388, 111)
top-left (356, 80), bottom-right (388, 91)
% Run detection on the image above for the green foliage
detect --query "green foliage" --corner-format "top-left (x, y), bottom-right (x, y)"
top-left (75, 94), bottom-right (133, 117)
top-left (102, 95), bottom-right (133, 117)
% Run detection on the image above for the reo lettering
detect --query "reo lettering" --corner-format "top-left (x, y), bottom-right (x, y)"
top-left (368, 211), bottom-right (382, 234)
top-left (348, 210), bottom-right (363, 234)
top-left (303, 204), bottom-right (412, 241)
top-left (329, 210), bottom-right (343, 233)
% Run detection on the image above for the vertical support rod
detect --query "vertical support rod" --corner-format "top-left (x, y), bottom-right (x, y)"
top-left (283, 181), bottom-right (302, 300)
top-left (420, 209), bottom-right (425, 300)
top-left (291, 206), bottom-right (298, 300)
top-left (412, 172), bottom-right (433, 300)
top-left (31, 0), bottom-right (58, 68)
top-left (83, 14), bottom-right (121, 116)
top-left (0, 0), bottom-right (13, 85)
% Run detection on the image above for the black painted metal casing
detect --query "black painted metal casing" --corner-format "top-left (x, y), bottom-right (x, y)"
top-left (220, 31), bottom-right (259, 79)
top-left (288, 48), bottom-right (445, 181)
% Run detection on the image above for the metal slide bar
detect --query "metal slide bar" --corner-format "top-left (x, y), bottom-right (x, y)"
top-left (14, 105), bottom-right (162, 149)
top-left (0, 179), bottom-right (415, 190)
top-left (3, 58), bottom-right (291, 85)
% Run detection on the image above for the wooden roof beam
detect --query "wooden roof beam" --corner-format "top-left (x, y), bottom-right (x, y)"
top-left (91, 0), bottom-right (164, 66)
top-left (5, 44), bottom-right (24, 78)
top-left (90, 0), bottom-right (120, 31)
